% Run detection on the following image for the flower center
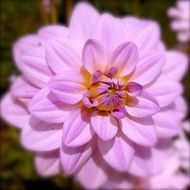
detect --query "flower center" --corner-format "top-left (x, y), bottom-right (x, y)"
top-left (82, 67), bottom-right (143, 118)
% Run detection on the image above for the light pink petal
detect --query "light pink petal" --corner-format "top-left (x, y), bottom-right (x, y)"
top-left (110, 42), bottom-right (138, 76)
top-left (35, 150), bottom-right (61, 177)
top-left (131, 50), bottom-right (165, 85)
top-left (111, 106), bottom-right (127, 119)
top-left (162, 51), bottom-right (188, 81)
top-left (29, 88), bottom-right (72, 123)
top-left (11, 76), bottom-right (39, 103)
top-left (121, 117), bottom-right (157, 147)
top-left (153, 109), bottom-right (181, 138)
top-left (46, 39), bottom-right (81, 74)
top-left (82, 96), bottom-right (99, 108)
top-left (82, 39), bottom-right (107, 73)
top-left (177, 31), bottom-right (190, 42)
top-left (0, 93), bottom-right (29, 129)
top-left (123, 18), bottom-right (161, 50)
top-left (91, 112), bottom-right (118, 141)
top-left (126, 82), bottom-right (143, 97)
top-left (63, 107), bottom-right (94, 147)
top-left (60, 141), bottom-right (93, 175)
top-left (20, 46), bottom-right (52, 88)
top-left (174, 96), bottom-right (188, 119)
top-left (125, 92), bottom-right (160, 118)
top-left (76, 150), bottom-right (108, 189)
top-left (48, 71), bottom-right (86, 104)
top-left (21, 117), bottom-right (62, 151)
top-left (13, 35), bottom-right (40, 70)
top-left (98, 133), bottom-right (135, 172)
top-left (91, 13), bottom-right (124, 54)
top-left (146, 76), bottom-right (183, 107)
top-left (38, 25), bottom-right (68, 40)
top-left (128, 139), bottom-right (173, 177)
top-left (69, 2), bottom-right (99, 42)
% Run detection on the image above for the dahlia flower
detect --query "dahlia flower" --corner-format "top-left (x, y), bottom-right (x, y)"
top-left (0, 1), bottom-right (188, 185)
top-left (168, 0), bottom-right (190, 42)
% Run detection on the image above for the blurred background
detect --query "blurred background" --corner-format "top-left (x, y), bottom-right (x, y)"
top-left (0, 0), bottom-right (189, 189)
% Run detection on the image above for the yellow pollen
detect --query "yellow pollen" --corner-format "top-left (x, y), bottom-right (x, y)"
top-left (108, 88), bottom-right (116, 95)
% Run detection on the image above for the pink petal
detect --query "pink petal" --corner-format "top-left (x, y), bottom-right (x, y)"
top-left (38, 25), bottom-right (68, 40)
top-left (153, 109), bottom-right (181, 138)
top-left (91, 13), bottom-right (124, 54)
top-left (125, 92), bottom-right (160, 118)
top-left (105, 67), bottom-right (118, 77)
top-left (46, 39), bottom-right (82, 74)
top-left (76, 150), bottom-right (108, 189)
top-left (11, 76), bottom-right (39, 103)
top-left (121, 117), bottom-right (157, 147)
top-left (131, 50), bottom-right (165, 85)
top-left (134, 22), bottom-right (161, 50)
top-left (128, 139), bottom-right (174, 177)
top-left (146, 76), bottom-right (183, 107)
top-left (35, 150), bottom-right (61, 177)
top-left (48, 71), bottom-right (85, 104)
top-left (82, 96), bottom-right (99, 108)
top-left (162, 51), bottom-right (188, 81)
top-left (174, 96), bottom-right (188, 119)
top-left (20, 46), bottom-right (52, 88)
top-left (126, 82), bottom-right (143, 96)
top-left (60, 141), bottom-right (93, 175)
top-left (98, 133), bottom-right (135, 172)
top-left (29, 88), bottom-right (72, 123)
top-left (123, 18), bottom-right (161, 50)
top-left (0, 93), bottom-right (29, 129)
top-left (91, 112), bottom-right (118, 141)
top-left (21, 117), bottom-right (62, 151)
top-left (69, 2), bottom-right (99, 42)
top-left (82, 39), bottom-right (107, 73)
top-left (111, 106), bottom-right (127, 119)
top-left (110, 42), bottom-right (138, 76)
top-left (13, 35), bottom-right (40, 70)
top-left (63, 107), bottom-right (94, 147)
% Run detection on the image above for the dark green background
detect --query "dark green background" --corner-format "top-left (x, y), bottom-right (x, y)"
top-left (0, 0), bottom-right (189, 190)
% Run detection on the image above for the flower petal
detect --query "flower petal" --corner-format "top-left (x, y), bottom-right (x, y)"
top-left (121, 116), bottom-right (157, 147)
top-left (46, 39), bottom-right (81, 74)
top-left (21, 117), bottom-right (62, 151)
top-left (125, 92), bottom-right (160, 118)
top-left (29, 88), bottom-right (72, 123)
top-left (76, 150), bottom-right (108, 189)
top-left (153, 109), bottom-right (181, 138)
top-left (35, 150), bottom-right (61, 177)
top-left (123, 18), bottom-right (161, 50)
top-left (69, 2), bottom-right (99, 42)
top-left (98, 133), bottom-right (135, 172)
top-left (63, 107), bottom-right (94, 147)
top-left (146, 76), bottom-right (183, 107)
top-left (126, 82), bottom-right (143, 97)
top-left (91, 112), bottom-right (118, 141)
top-left (38, 25), bottom-right (68, 40)
top-left (13, 35), bottom-right (40, 70)
top-left (0, 93), bottom-right (29, 129)
top-left (128, 140), bottom-right (173, 177)
top-left (110, 42), bottom-right (138, 76)
top-left (162, 51), bottom-right (188, 81)
top-left (82, 39), bottom-right (107, 73)
top-left (48, 71), bottom-right (85, 104)
top-left (11, 76), bottom-right (39, 103)
top-left (91, 13), bottom-right (124, 54)
top-left (20, 46), bottom-right (52, 88)
top-left (60, 141), bottom-right (93, 175)
top-left (131, 50), bottom-right (165, 85)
